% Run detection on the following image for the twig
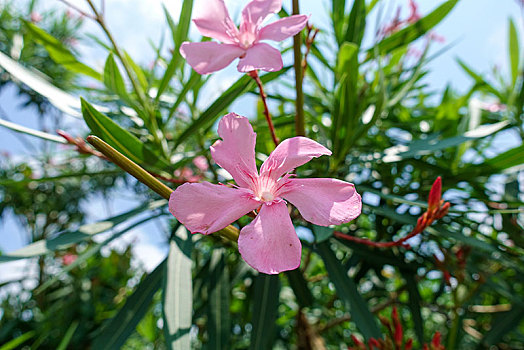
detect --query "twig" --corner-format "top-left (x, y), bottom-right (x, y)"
top-left (248, 70), bottom-right (279, 146)
top-left (57, 0), bottom-right (96, 20)
top-left (301, 24), bottom-right (319, 83)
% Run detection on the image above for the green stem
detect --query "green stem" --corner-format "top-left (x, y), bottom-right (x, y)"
top-left (292, 0), bottom-right (305, 137)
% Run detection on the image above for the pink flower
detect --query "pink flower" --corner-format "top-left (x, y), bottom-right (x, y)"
top-left (30, 12), bottom-right (43, 23)
top-left (169, 113), bottom-right (362, 274)
top-left (179, 0), bottom-right (309, 75)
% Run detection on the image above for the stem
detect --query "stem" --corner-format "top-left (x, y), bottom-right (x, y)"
top-left (248, 70), bottom-right (279, 146)
top-left (292, 0), bottom-right (305, 136)
top-left (87, 135), bottom-right (240, 241)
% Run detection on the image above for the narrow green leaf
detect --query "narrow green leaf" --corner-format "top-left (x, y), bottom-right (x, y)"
top-left (56, 321), bottom-right (79, 350)
top-left (382, 121), bottom-right (509, 162)
top-left (402, 272), bottom-right (424, 344)
top-left (0, 331), bottom-right (35, 350)
top-left (461, 144), bottom-right (524, 176)
top-left (104, 53), bottom-right (128, 100)
top-left (456, 58), bottom-right (502, 98)
top-left (369, 0), bottom-right (459, 58)
top-left (92, 259), bottom-right (166, 350)
top-left (166, 71), bottom-right (201, 123)
top-left (81, 98), bottom-right (170, 169)
top-left (124, 51), bottom-right (148, 92)
top-left (285, 269), bottom-right (313, 307)
top-left (316, 241), bottom-right (381, 340)
top-left (345, 0), bottom-right (366, 46)
top-left (207, 248), bottom-right (231, 350)
top-left (508, 18), bottom-right (520, 86)
top-left (0, 200), bottom-right (165, 263)
top-left (332, 0), bottom-right (347, 45)
top-left (0, 118), bottom-right (67, 143)
top-left (312, 225), bottom-right (334, 243)
top-left (24, 21), bottom-right (101, 80)
top-left (174, 0), bottom-right (193, 53)
top-left (174, 69), bottom-right (289, 147)
top-left (249, 274), bottom-right (281, 350)
top-left (163, 228), bottom-right (193, 350)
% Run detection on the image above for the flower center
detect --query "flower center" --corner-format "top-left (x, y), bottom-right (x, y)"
top-left (260, 191), bottom-right (274, 202)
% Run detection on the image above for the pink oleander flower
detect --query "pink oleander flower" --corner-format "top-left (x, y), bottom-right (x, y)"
top-left (179, 0), bottom-right (309, 75)
top-left (169, 113), bottom-right (362, 274)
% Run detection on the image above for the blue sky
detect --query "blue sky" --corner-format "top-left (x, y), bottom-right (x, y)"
top-left (0, 0), bottom-right (523, 271)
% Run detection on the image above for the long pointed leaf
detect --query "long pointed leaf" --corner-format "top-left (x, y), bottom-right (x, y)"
top-left (249, 274), bottom-right (281, 350)
top-left (316, 241), bottom-right (381, 340)
top-left (207, 248), bottom-right (231, 350)
top-left (163, 228), bottom-right (193, 350)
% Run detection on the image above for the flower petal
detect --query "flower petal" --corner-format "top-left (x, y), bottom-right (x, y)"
top-left (260, 136), bottom-right (331, 180)
top-left (281, 178), bottom-right (362, 226)
top-left (192, 0), bottom-right (239, 43)
top-left (210, 113), bottom-right (259, 188)
top-left (238, 201), bottom-right (301, 274)
top-left (169, 182), bottom-right (259, 234)
top-left (258, 15), bottom-right (309, 42)
top-left (240, 0), bottom-right (282, 33)
top-left (180, 42), bottom-right (244, 75)
top-left (237, 43), bottom-right (283, 72)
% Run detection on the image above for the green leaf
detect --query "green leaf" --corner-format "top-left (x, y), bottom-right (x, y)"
top-left (456, 58), bottom-right (502, 98)
top-left (0, 50), bottom-right (84, 117)
top-left (207, 248), bottom-right (231, 350)
top-left (163, 228), bottom-right (193, 350)
top-left (24, 21), bottom-right (101, 80)
top-left (92, 259), bottom-right (166, 350)
top-left (156, 1), bottom-right (193, 101)
top-left (56, 321), bottom-right (79, 350)
top-left (316, 241), bottom-right (381, 340)
top-left (0, 200), bottom-right (165, 263)
top-left (461, 144), bottom-right (524, 176)
top-left (285, 269), bottom-right (313, 307)
top-left (0, 118), bottom-right (67, 143)
top-left (166, 71), bottom-right (201, 124)
top-left (332, 0), bottom-right (347, 45)
top-left (104, 53), bottom-right (128, 100)
top-left (382, 121), bottom-right (510, 162)
top-left (174, 69), bottom-right (289, 147)
top-left (312, 225), bottom-right (334, 243)
top-left (369, 0), bottom-right (459, 58)
top-left (249, 274), bottom-right (281, 350)
top-left (124, 51), bottom-right (148, 92)
top-left (482, 303), bottom-right (524, 345)
top-left (345, 0), bottom-right (366, 46)
top-left (508, 18), bottom-right (520, 86)
top-left (0, 331), bottom-right (35, 350)
top-left (81, 98), bottom-right (170, 169)
top-left (402, 272), bottom-right (424, 344)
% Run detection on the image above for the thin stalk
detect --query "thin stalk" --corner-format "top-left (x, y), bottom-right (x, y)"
top-left (248, 70), bottom-right (279, 146)
top-left (87, 135), bottom-right (240, 241)
top-left (292, 0), bottom-right (305, 136)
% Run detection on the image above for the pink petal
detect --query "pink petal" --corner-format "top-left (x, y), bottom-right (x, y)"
top-left (281, 178), bottom-right (362, 226)
top-left (210, 113), bottom-right (259, 188)
top-left (258, 15), bottom-right (309, 42)
top-left (192, 0), bottom-right (239, 43)
top-left (238, 201), bottom-right (301, 274)
top-left (237, 43), bottom-right (283, 72)
top-left (240, 0), bottom-right (282, 34)
top-left (260, 137), bottom-right (331, 180)
top-left (169, 182), bottom-right (259, 235)
top-left (180, 42), bottom-right (244, 75)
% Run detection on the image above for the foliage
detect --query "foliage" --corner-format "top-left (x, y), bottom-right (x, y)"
top-left (1, 0), bottom-right (523, 349)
